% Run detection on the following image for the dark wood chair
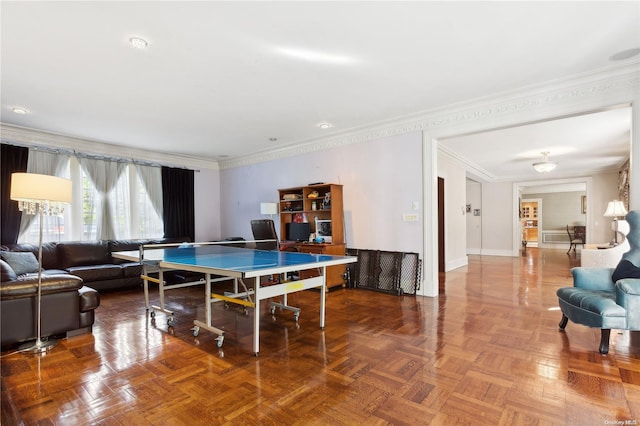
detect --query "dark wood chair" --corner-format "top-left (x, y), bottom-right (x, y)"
top-left (567, 225), bottom-right (586, 254)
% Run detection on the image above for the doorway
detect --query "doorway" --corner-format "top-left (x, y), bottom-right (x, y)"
top-left (520, 198), bottom-right (541, 247)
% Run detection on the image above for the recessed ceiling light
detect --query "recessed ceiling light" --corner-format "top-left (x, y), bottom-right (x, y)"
top-left (129, 37), bottom-right (148, 49)
top-left (318, 122), bottom-right (332, 129)
top-left (276, 47), bottom-right (356, 65)
top-left (11, 107), bottom-right (28, 114)
top-left (610, 47), bottom-right (640, 61)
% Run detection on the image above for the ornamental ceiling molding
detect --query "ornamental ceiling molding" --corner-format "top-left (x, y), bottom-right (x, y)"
top-left (220, 63), bottom-right (639, 170)
top-left (0, 123), bottom-right (219, 171)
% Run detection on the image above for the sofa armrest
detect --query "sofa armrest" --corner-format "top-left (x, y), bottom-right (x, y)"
top-left (616, 278), bottom-right (640, 329)
top-left (1, 274), bottom-right (83, 299)
top-left (571, 267), bottom-right (616, 291)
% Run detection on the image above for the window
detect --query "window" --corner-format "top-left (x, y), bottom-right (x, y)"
top-left (18, 155), bottom-right (163, 243)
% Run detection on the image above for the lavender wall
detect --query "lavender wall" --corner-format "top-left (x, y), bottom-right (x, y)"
top-left (219, 131), bottom-right (423, 255)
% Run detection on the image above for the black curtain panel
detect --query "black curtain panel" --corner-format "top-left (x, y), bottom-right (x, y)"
top-left (161, 166), bottom-right (195, 241)
top-left (1, 144), bottom-right (29, 245)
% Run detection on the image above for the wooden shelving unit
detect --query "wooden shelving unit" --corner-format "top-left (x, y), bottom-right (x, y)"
top-left (278, 183), bottom-right (345, 288)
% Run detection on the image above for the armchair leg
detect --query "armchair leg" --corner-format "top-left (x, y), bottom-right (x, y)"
top-left (599, 329), bottom-right (611, 354)
top-left (559, 314), bottom-right (568, 330)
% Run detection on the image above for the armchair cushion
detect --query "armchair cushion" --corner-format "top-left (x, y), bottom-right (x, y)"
top-left (612, 259), bottom-right (640, 282)
top-left (1, 251), bottom-right (39, 275)
top-left (557, 287), bottom-right (626, 329)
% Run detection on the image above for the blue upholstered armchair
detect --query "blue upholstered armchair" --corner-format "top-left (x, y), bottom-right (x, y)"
top-left (557, 210), bottom-right (640, 354)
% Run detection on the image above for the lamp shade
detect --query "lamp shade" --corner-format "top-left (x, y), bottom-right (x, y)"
top-left (10, 173), bottom-right (72, 203)
top-left (260, 202), bottom-right (278, 215)
top-left (603, 200), bottom-right (627, 218)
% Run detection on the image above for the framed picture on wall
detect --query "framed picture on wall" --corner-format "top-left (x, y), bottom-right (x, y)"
top-left (581, 195), bottom-right (587, 214)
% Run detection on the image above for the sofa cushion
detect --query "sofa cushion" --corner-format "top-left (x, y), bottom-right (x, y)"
top-left (120, 262), bottom-right (143, 278)
top-left (1, 259), bottom-right (17, 282)
top-left (1, 251), bottom-right (39, 275)
top-left (5, 242), bottom-right (59, 270)
top-left (58, 241), bottom-right (111, 268)
top-left (66, 264), bottom-right (123, 282)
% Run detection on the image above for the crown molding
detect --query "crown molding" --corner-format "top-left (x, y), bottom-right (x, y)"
top-left (0, 124), bottom-right (220, 171)
top-left (220, 62), bottom-right (639, 170)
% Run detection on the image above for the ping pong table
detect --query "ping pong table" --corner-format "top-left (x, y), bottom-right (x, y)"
top-left (113, 243), bottom-right (357, 355)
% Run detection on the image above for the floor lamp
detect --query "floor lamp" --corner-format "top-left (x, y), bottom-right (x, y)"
top-left (10, 172), bottom-right (72, 353)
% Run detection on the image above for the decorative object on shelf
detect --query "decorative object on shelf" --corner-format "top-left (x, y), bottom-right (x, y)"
top-left (604, 199), bottom-right (628, 245)
top-left (260, 202), bottom-right (278, 219)
top-left (282, 193), bottom-right (302, 200)
top-left (532, 151), bottom-right (557, 173)
top-left (322, 192), bottom-right (331, 210)
top-left (308, 191), bottom-right (319, 199)
top-left (10, 172), bottom-right (72, 353)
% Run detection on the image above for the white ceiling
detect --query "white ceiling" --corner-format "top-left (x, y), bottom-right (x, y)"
top-left (1, 2), bottom-right (639, 177)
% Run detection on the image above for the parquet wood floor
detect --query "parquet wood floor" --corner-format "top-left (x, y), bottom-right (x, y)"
top-left (2, 248), bottom-right (640, 425)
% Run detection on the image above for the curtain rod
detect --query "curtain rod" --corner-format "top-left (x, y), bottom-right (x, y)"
top-left (1, 141), bottom-right (200, 172)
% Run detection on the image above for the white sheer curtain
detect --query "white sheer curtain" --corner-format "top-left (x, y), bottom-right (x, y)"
top-left (18, 150), bottom-right (70, 242)
top-left (135, 164), bottom-right (164, 238)
top-left (79, 157), bottom-right (126, 240)
top-left (136, 164), bottom-right (163, 218)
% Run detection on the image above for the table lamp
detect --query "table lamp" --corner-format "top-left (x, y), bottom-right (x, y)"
top-left (11, 172), bottom-right (72, 353)
top-left (603, 200), bottom-right (628, 245)
top-left (260, 202), bottom-right (278, 220)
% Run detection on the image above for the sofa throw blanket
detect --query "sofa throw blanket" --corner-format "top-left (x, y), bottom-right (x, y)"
top-left (612, 259), bottom-right (640, 283)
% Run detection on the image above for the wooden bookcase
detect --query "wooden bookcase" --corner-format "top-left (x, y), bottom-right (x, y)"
top-left (278, 183), bottom-right (345, 288)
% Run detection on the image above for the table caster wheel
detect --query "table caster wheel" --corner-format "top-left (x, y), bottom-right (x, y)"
top-left (270, 306), bottom-right (276, 315)
top-left (192, 326), bottom-right (200, 337)
top-left (150, 311), bottom-right (155, 318)
top-left (216, 335), bottom-right (224, 348)
top-left (294, 313), bottom-right (300, 322)
top-left (167, 316), bottom-right (175, 326)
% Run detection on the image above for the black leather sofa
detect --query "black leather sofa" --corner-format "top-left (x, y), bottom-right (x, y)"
top-left (1, 259), bottom-right (100, 347)
top-left (0, 238), bottom-right (189, 348)
top-left (3, 237), bottom-right (189, 292)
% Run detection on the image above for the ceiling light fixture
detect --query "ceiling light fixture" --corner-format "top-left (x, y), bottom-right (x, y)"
top-left (532, 151), bottom-right (557, 173)
top-left (276, 47), bottom-right (355, 65)
top-left (318, 122), bottom-right (332, 130)
top-left (129, 37), bottom-right (148, 49)
top-left (11, 107), bottom-right (28, 114)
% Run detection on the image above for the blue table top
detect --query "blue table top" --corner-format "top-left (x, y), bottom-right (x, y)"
top-left (114, 244), bottom-right (357, 278)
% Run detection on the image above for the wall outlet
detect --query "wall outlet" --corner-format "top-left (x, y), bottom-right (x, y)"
top-left (402, 213), bottom-right (419, 222)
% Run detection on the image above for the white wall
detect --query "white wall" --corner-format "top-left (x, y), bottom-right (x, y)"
top-left (437, 154), bottom-right (468, 270)
top-left (466, 180), bottom-right (482, 254)
top-left (480, 181), bottom-right (513, 256)
top-left (219, 131), bottom-right (423, 255)
top-left (194, 167), bottom-right (221, 241)
top-left (590, 171), bottom-right (620, 243)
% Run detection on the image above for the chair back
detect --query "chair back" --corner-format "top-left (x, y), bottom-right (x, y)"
top-left (574, 226), bottom-right (586, 242)
top-left (250, 219), bottom-right (279, 251)
top-left (622, 211), bottom-right (640, 265)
